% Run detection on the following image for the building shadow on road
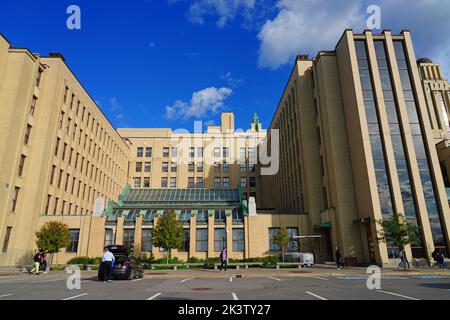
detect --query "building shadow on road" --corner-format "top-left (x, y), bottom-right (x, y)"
top-left (418, 283), bottom-right (450, 290)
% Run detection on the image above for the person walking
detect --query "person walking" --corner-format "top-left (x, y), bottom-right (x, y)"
top-left (219, 247), bottom-right (228, 272)
top-left (399, 248), bottom-right (410, 270)
top-left (40, 250), bottom-right (48, 273)
top-left (29, 250), bottom-right (42, 275)
top-left (101, 247), bottom-right (115, 282)
top-left (436, 250), bottom-right (445, 269)
top-left (335, 246), bottom-right (344, 269)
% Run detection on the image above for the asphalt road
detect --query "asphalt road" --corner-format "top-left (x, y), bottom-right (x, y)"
top-left (0, 273), bottom-right (449, 300)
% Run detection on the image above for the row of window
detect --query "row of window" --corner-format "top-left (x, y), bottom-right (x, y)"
top-left (136, 146), bottom-right (257, 161)
top-left (133, 176), bottom-right (257, 189)
top-left (44, 191), bottom-right (98, 216)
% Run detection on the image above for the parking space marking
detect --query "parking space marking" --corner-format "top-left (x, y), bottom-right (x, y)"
top-left (62, 293), bottom-right (88, 300)
top-left (232, 293), bottom-right (238, 300)
top-left (305, 291), bottom-right (327, 300)
top-left (180, 277), bottom-right (193, 283)
top-left (313, 277), bottom-right (328, 281)
top-left (131, 278), bottom-right (143, 282)
top-left (0, 294), bottom-right (13, 298)
top-left (267, 276), bottom-right (282, 282)
top-left (147, 292), bottom-right (162, 300)
top-left (377, 290), bottom-right (419, 300)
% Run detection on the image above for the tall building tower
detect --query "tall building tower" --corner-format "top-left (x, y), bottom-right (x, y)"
top-left (266, 30), bottom-right (450, 266)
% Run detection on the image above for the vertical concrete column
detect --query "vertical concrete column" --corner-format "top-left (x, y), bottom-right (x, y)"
top-left (134, 215), bottom-right (143, 256)
top-left (244, 215), bottom-right (250, 259)
top-left (208, 214), bottom-right (214, 258)
top-left (189, 215), bottom-right (197, 258)
top-left (152, 216), bottom-right (160, 259)
top-left (226, 214), bottom-right (233, 257)
top-left (115, 216), bottom-right (124, 245)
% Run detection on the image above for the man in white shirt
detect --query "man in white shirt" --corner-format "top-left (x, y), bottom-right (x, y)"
top-left (101, 247), bottom-right (115, 282)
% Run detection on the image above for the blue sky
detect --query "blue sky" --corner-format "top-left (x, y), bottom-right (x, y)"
top-left (0, 0), bottom-right (449, 130)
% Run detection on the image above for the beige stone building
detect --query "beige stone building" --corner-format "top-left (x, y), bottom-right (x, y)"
top-left (1, 29), bottom-right (450, 267)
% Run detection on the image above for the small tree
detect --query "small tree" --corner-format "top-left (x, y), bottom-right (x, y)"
top-left (273, 228), bottom-right (290, 262)
top-left (377, 212), bottom-right (420, 258)
top-left (152, 210), bottom-right (183, 263)
top-left (35, 221), bottom-right (71, 265)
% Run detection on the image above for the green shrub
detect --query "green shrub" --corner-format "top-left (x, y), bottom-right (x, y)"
top-left (66, 256), bottom-right (101, 265)
top-left (187, 257), bottom-right (205, 263)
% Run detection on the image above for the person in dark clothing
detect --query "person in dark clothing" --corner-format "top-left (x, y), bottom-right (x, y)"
top-left (101, 247), bottom-right (115, 282)
top-left (399, 248), bottom-right (410, 270)
top-left (30, 251), bottom-right (42, 275)
top-left (436, 250), bottom-right (445, 269)
top-left (335, 246), bottom-right (344, 269)
top-left (40, 251), bottom-right (48, 273)
top-left (219, 247), bottom-right (228, 271)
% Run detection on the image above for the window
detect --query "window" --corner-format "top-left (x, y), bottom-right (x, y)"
top-left (223, 147), bottom-right (229, 158)
top-left (144, 162), bottom-right (151, 172)
top-left (269, 228), bottom-right (281, 251)
top-left (214, 228), bottom-right (226, 252)
top-left (143, 177), bottom-right (150, 188)
top-left (196, 229), bottom-right (208, 252)
top-left (171, 162), bottom-right (177, 172)
top-left (162, 162), bottom-right (169, 172)
top-left (214, 147), bottom-right (221, 158)
top-left (44, 195), bottom-right (51, 215)
top-left (143, 210), bottom-right (156, 222)
top-left (240, 177), bottom-right (247, 188)
top-left (249, 148), bottom-right (256, 164)
top-left (172, 147), bottom-right (178, 157)
top-left (24, 124), bottom-right (32, 145)
top-left (188, 177), bottom-right (195, 188)
top-left (232, 209), bottom-right (244, 223)
top-left (197, 162), bottom-right (203, 172)
top-left (2, 227), bottom-right (12, 253)
top-left (197, 147), bottom-right (203, 158)
top-left (141, 229), bottom-right (152, 252)
top-left (18, 155), bottom-right (26, 177)
top-left (215, 210), bottom-right (226, 224)
top-left (145, 147), bottom-right (152, 157)
top-left (161, 177), bottom-right (168, 188)
top-left (137, 147), bottom-right (143, 157)
top-left (179, 210), bottom-right (191, 223)
top-left (54, 137), bottom-right (60, 156)
top-left (67, 229), bottom-right (80, 253)
top-left (287, 228), bottom-right (299, 252)
top-left (223, 177), bottom-right (230, 188)
top-left (104, 229), bottom-right (115, 247)
top-left (136, 162), bottom-right (142, 172)
top-left (233, 229), bottom-right (245, 252)
top-left (181, 229), bottom-right (190, 252)
top-left (189, 147), bottom-right (195, 158)
top-left (214, 163), bottom-right (221, 173)
top-left (214, 177), bottom-right (221, 188)
top-left (36, 68), bottom-right (43, 87)
top-left (223, 162), bottom-right (229, 172)
top-left (170, 177), bottom-right (177, 188)
top-left (249, 177), bottom-right (256, 188)
top-left (134, 177), bottom-right (141, 188)
top-left (123, 229), bottom-right (135, 251)
top-left (163, 147), bottom-right (169, 157)
top-left (188, 162), bottom-right (195, 172)
top-left (11, 187), bottom-right (20, 212)
top-left (249, 164), bottom-right (256, 172)
top-left (197, 177), bottom-right (203, 188)
top-left (239, 148), bottom-right (246, 162)
top-left (240, 163), bottom-right (247, 172)
top-left (197, 210), bottom-right (209, 223)
top-left (30, 96), bottom-right (37, 116)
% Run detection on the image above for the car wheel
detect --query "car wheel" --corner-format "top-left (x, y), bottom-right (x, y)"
top-left (128, 269), bottom-right (135, 280)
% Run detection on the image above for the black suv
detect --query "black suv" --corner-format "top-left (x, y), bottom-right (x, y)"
top-left (98, 245), bottom-right (144, 280)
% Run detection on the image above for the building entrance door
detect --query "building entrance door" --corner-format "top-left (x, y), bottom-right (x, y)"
top-left (364, 222), bottom-right (376, 264)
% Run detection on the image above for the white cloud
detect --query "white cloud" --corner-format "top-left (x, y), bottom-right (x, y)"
top-left (220, 71), bottom-right (243, 88)
top-left (256, 0), bottom-right (450, 74)
top-left (164, 87), bottom-right (233, 121)
top-left (186, 0), bottom-right (256, 28)
top-left (109, 97), bottom-right (122, 112)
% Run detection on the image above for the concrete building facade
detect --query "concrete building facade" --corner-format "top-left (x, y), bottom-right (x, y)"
top-left (1, 30), bottom-right (450, 267)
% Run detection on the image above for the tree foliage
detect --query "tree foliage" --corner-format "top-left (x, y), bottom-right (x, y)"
top-left (273, 228), bottom-right (290, 262)
top-left (152, 210), bottom-right (184, 260)
top-left (35, 221), bottom-right (71, 254)
top-left (377, 212), bottom-right (420, 251)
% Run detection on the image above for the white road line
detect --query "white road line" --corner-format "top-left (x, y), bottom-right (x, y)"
top-left (0, 294), bottom-right (13, 298)
top-left (180, 277), bottom-right (193, 283)
top-left (267, 276), bottom-right (282, 282)
top-left (305, 291), bottom-right (327, 300)
top-left (62, 293), bottom-right (88, 300)
top-left (131, 278), bottom-right (143, 282)
top-left (147, 292), bottom-right (162, 300)
top-left (313, 277), bottom-right (329, 281)
top-left (232, 292), bottom-right (238, 300)
top-left (377, 290), bottom-right (420, 300)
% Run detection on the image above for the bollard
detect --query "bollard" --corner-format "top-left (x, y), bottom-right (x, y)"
top-left (236, 265), bottom-right (240, 270)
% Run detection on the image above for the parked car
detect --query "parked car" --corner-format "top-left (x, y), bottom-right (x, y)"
top-left (98, 245), bottom-right (144, 280)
